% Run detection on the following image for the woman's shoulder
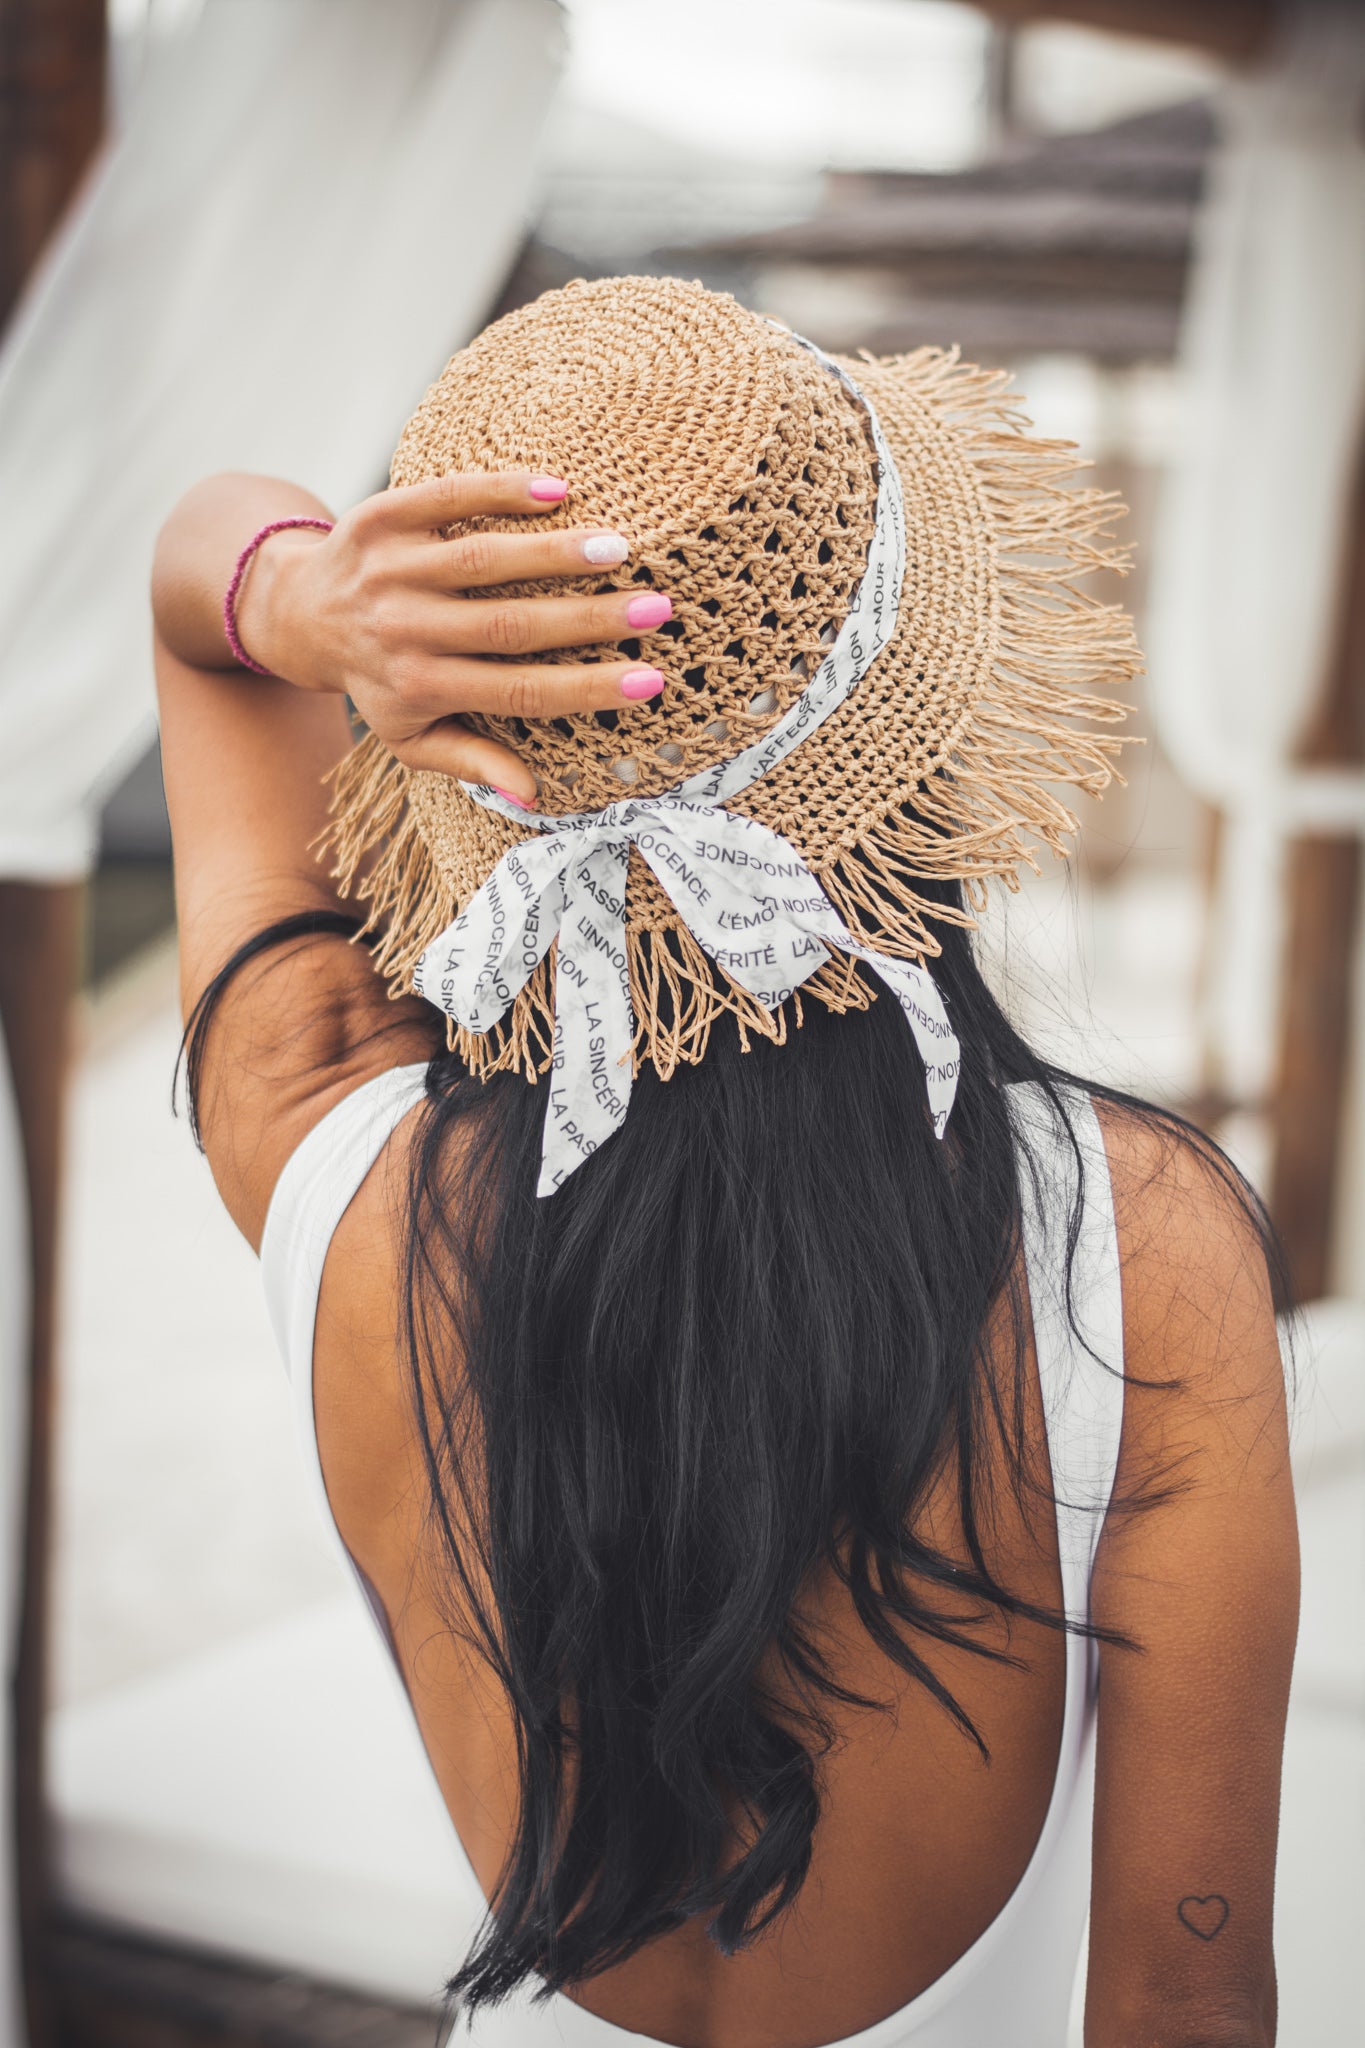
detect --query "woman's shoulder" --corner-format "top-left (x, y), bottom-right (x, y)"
top-left (1089, 1093), bottom-right (1288, 1465)
top-left (1092, 1093), bottom-right (1273, 1289)
top-left (188, 921), bottom-right (440, 1253)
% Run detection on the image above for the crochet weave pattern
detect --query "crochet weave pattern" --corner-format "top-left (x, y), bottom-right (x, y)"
top-left (327, 276), bottom-right (1140, 1083)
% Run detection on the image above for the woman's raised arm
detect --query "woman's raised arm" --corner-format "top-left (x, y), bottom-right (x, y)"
top-left (152, 466), bottom-right (673, 1241)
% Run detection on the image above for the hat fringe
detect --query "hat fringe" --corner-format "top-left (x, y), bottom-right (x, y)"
top-left (322, 738), bottom-right (881, 1082)
top-left (322, 345), bottom-right (1140, 1081)
top-left (805, 345), bottom-right (1138, 965)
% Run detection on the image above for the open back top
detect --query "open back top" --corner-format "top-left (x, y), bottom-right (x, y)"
top-left (260, 1070), bottom-right (1123, 2047)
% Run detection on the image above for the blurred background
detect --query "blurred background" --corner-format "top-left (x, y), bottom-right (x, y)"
top-left (0, 1), bottom-right (1361, 2044)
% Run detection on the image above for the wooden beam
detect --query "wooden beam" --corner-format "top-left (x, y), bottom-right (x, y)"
top-left (760, 246), bottom-right (1191, 303)
top-left (705, 190), bottom-right (1197, 269)
top-left (0, 5), bottom-right (106, 2041)
top-left (774, 289), bottom-right (1181, 364)
top-left (970, 0), bottom-right (1274, 66)
top-left (822, 99), bottom-right (1213, 206)
top-left (1268, 432), bottom-right (1365, 1302)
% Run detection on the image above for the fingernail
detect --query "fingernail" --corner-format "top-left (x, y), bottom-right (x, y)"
top-left (626, 592), bottom-right (672, 630)
top-left (493, 785), bottom-right (534, 809)
top-left (621, 667), bottom-right (665, 701)
top-left (529, 476), bottom-right (568, 502)
top-left (582, 531), bottom-right (629, 566)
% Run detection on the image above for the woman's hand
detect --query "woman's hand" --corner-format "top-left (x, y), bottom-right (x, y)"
top-left (153, 469), bottom-right (672, 802)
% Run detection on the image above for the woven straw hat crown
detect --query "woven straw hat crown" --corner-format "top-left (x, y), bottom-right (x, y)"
top-left (330, 275), bottom-right (1139, 1081)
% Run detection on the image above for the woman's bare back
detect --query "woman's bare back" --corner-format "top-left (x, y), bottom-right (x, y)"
top-left (303, 1096), bottom-right (1248, 2048)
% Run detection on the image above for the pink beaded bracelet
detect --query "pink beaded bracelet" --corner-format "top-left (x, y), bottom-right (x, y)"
top-left (223, 517), bottom-right (334, 675)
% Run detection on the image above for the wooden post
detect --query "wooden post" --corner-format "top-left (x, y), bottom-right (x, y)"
top-left (0, 888), bottom-right (83, 2048)
top-left (1268, 432), bottom-right (1365, 1302)
top-left (982, 25), bottom-right (1021, 152)
top-left (0, 0), bottom-right (107, 312)
top-left (0, 3), bottom-right (107, 2040)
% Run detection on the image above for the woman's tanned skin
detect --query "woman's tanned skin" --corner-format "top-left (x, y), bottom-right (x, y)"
top-left (154, 471), bottom-right (1298, 2048)
top-left (154, 467), bottom-right (670, 801)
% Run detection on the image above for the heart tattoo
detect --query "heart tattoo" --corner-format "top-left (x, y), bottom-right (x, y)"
top-left (1177, 1894), bottom-right (1230, 1941)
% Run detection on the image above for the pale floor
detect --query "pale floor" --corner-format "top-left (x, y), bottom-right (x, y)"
top-left (50, 862), bottom-right (1364, 2037)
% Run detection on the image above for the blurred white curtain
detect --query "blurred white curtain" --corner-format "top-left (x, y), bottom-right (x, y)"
top-left (0, 0), bottom-right (565, 879)
top-left (1144, 0), bottom-right (1365, 1108)
top-left (0, 3), bottom-right (564, 2040)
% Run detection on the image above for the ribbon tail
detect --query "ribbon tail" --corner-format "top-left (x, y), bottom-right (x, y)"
top-left (412, 839), bottom-right (570, 1031)
top-left (632, 804), bottom-right (960, 1143)
top-left (849, 947), bottom-right (961, 1140)
top-left (538, 842), bottom-right (634, 1198)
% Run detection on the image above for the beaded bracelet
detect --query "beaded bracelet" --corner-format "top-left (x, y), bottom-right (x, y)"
top-left (222, 517), bottom-right (334, 675)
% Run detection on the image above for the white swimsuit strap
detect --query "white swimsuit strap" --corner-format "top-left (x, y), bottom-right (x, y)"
top-left (259, 1062), bottom-right (429, 1615)
top-left (260, 1063), bottom-right (430, 1385)
top-left (1007, 1081), bottom-right (1125, 1622)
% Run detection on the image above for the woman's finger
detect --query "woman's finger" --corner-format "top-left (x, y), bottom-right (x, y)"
top-left (390, 720), bottom-right (540, 803)
top-left (420, 524), bottom-right (635, 591)
top-left (423, 655), bottom-right (666, 722)
top-left (368, 469), bottom-right (570, 536)
top-left (411, 587), bottom-right (673, 658)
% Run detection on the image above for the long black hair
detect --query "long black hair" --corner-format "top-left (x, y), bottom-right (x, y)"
top-left (182, 876), bottom-right (1287, 2015)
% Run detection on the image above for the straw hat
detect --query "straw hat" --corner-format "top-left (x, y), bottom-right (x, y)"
top-left (329, 275), bottom-right (1138, 1088)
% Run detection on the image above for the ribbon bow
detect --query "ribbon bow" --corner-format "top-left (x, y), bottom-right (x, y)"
top-left (412, 791), bottom-right (961, 1195)
top-left (412, 332), bottom-right (962, 1195)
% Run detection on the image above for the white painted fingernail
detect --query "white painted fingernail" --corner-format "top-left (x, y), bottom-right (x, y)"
top-left (582, 532), bottom-right (629, 565)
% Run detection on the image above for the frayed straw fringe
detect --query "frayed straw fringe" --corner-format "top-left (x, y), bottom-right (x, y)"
top-left (324, 735), bottom-right (880, 1084)
top-left (321, 345), bottom-right (1140, 1085)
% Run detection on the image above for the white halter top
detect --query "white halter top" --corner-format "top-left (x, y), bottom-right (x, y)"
top-left (261, 1071), bottom-right (1123, 2047)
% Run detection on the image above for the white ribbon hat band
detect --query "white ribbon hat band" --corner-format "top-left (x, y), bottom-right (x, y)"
top-left (412, 335), bottom-right (962, 1195)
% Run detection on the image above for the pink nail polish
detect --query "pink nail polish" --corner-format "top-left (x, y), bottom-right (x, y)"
top-left (621, 667), bottom-right (665, 701)
top-left (529, 476), bottom-right (567, 502)
top-left (626, 593), bottom-right (673, 630)
top-left (494, 785), bottom-right (534, 809)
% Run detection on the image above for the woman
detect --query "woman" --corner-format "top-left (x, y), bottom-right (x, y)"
top-left (152, 277), bottom-right (1297, 2048)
